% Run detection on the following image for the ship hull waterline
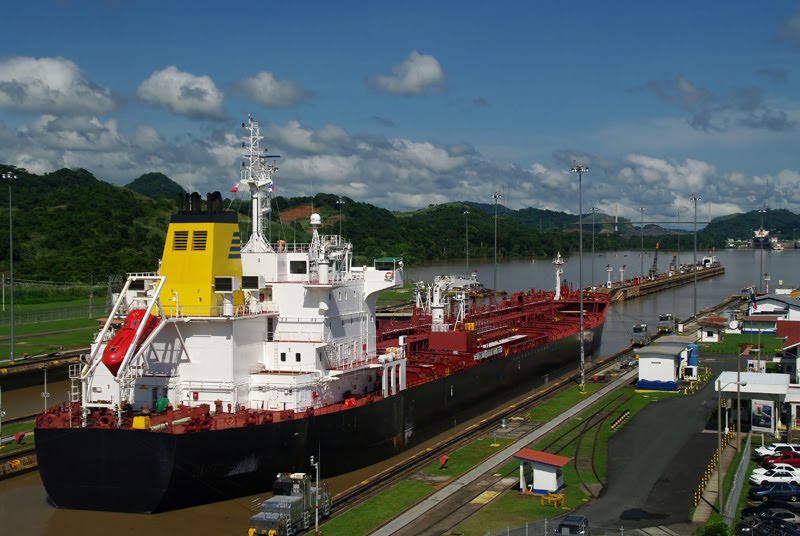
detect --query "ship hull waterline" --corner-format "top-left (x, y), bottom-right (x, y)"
top-left (36, 324), bottom-right (604, 513)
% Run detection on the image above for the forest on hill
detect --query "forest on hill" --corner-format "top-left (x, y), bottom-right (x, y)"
top-left (0, 164), bottom-right (798, 283)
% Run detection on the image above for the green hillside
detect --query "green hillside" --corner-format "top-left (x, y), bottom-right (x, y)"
top-left (0, 164), bottom-right (796, 284)
top-left (126, 172), bottom-right (187, 200)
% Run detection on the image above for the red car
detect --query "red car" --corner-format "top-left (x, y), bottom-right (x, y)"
top-left (763, 451), bottom-right (800, 469)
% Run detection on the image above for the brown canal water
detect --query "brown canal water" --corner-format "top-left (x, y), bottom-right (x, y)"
top-left (0, 249), bottom-right (795, 534)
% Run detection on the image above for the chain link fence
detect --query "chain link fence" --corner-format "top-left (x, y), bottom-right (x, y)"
top-left (483, 518), bottom-right (629, 536)
top-left (0, 304), bottom-right (111, 326)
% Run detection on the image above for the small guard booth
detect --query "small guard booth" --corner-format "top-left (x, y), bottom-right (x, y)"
top-left (512, 448), bottom-right (571, 494)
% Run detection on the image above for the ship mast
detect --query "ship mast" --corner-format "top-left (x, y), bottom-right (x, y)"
top-left (552, 252), bottom-right (564, 300)
top-left (237, 116), bottom-right (280, 253)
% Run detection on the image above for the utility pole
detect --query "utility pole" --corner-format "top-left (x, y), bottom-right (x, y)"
top-left (571, 163), bottom-right (588, 389)
top-left (2, 172), bottom-right (16, 362)
top-left (310, 455), bottom-right (320, 536)
top-left (336, 197), bottom-right (345, 238)
top-left (639, 207), bottom-right (645, 281)
top-left (492, 191), bottom-right (502, 297)
top-left (591, 206), bottom-right (597, 289)
top-left (464, 209), bottom-right (470, 274)
top-left (691, 195), bottom-right (701, 318)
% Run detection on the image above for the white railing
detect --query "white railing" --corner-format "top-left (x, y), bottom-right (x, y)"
top-left (163, 302), bottom-right (279, 318)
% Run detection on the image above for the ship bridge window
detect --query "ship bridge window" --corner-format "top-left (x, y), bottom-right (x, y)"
top-left (173, 231), bottom-right (189, 251)
top-left (192, 231), bottom-right (208, 250)
top-left (280, 352), bottom-right (286, 362)
top-left (295, 352), bottom-right (301, 362)
top-left (290, 261), bottom-right (307, 274)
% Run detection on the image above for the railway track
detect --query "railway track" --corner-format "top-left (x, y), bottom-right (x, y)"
top-left (330, 347), bottom-right (635, 514)
top-left (329, 295), bottom-right (743, 528)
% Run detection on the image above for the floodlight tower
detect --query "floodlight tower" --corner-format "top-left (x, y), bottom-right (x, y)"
top-left (571, 163), bottom-right (588, 389)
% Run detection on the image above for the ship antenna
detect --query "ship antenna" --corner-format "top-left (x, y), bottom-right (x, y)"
top-left (236, 116), bottom-right (281, 253)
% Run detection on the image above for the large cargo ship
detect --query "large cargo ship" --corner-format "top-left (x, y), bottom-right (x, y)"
top-left (753, 227), bottom-right (770, 249)
top-left (35, 117), bottom-right (608, 513)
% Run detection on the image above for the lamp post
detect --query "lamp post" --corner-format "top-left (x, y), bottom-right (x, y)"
top-left (2, 172), bottom-right (16, 363)
top-left (310, 455), bottom-right (320, 536)
top-left (717, 379), bottom-right (747, 523)
top-left (591, 206), bottom-right (597, 289)
top-left (492, 191), bottom-right (502, 297)
top-left (464, 209), bottom-right (470, 275)
top-left (639, 207), bottom-right (645, 281)
top-left (676, 208), bottom-right (683, 271)
top-left (571, 163), bottom-right (588, 389)
top-left (691, 195), bottom-right (701, 319)
top-left (758, 208), bottom-right (766, 294)
top-left (336, 197), bottom-right (345, 238)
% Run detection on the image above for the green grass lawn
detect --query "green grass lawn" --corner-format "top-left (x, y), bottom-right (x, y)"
top-left (0, 430), bottom-right (35, 456)
top-left (0, 317), bottom-right (99, 338)
top-left (0, 317), bottom-right (98, 361)
top-left (698, 332), bottom-right (782, 356)
top-left (376, 284), bottom-right (414, 306)
top-left (319, 480), bottom-right (432, 536)
top-left (452, 386), bottom-right (684, 535)
top-left (422, 436), bottom-right (514, 477)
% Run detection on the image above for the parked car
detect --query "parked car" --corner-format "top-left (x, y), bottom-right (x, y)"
top-left (554, 515), bottom-right (588, 535)
top-left (763, 451), bottom-right (800, 469)
top-left (749, 469), bottom-right (800, 486)
top-left (762, 508), bottom-right (800, 525)
top-left (753, 463), bottom-right (800, 476)
top-left (755, 443), bottom-right (800, 461)
top-left (742, 500), bottom-right (800, 518)
top-left (738, 515), bottom-right (800, 535)
top-left (748, 483), bottom-right (800, 502)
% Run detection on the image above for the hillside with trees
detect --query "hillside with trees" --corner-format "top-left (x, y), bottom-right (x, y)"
top-left (0, 164), bottom-right (796, 283)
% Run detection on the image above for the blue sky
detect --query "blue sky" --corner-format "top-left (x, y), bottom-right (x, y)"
top-left (1, 1), bottom-right (799, 227)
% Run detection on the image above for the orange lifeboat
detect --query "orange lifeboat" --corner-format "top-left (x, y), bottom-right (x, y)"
top-left (102, 310), bottom-right (161, 376)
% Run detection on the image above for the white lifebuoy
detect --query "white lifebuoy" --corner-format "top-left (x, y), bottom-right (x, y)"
top-left (384, 271), bottom-right (394, 281)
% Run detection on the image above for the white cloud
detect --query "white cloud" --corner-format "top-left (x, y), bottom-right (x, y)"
top-left (266, 120), bottom-right (351, 154)
top-left (20, 115), bottom-right (126, 151)
top-left (236, 71), bottom-right (309, 108)
top-left (0, 56), bottom-right (115, 114)
top-left (368, 51), bottom-right (445, 96)
top-left (1, 115), bottom-right (798, 219)
top-left (136, 66), bottom-right (223, 118)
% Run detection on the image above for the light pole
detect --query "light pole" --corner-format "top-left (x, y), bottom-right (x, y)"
top-left (758, 208), bottom-right (766, 294)
top-left (571, 163), bottom-right (588, 389)
top-left (2, 172), bottom-right (16, 362)
top-left (591, 206), bottom-right (597, 289)
top-left (464, 209), bottom-right (470, 274)
top-left (336, 197), bottom-right (345, 238)
top-left (691, 195), bottom-right (701, 318)
top-left (717, 378), bottom-right (747, 522)
top-left (310, 455), bottom-right (320, 536)
top-left (492, 191), bottom-right (502, 297)
top-left (639, 207), bottom-right (645, 281)
top-left (676, 208), bottom-right (683, 271)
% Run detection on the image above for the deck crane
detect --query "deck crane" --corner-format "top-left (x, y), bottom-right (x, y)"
top-left (648, 243), bottom-right (660, 279)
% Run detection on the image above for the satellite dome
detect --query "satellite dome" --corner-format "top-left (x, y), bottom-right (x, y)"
top-left (310, 213), bottom-right (322, 226)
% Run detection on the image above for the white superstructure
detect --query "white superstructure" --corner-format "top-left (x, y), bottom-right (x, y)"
top-left (76, 118), bottom-right (405, 426)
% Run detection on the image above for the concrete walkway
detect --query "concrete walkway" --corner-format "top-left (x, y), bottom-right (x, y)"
top-left (691, 439), bottom-right (739, 523)
top-left (369, 368), bottom-right (640, 536)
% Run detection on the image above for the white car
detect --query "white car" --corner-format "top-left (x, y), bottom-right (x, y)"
top-left (752, 463), bottom-right (800, 476)
top-left (754, 443), bottom-right (800, 460)
top-left (749, 469), bottom-right (800, 486)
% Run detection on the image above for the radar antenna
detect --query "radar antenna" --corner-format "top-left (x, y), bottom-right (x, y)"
top-left (236, 116), bottom-right (281, 253)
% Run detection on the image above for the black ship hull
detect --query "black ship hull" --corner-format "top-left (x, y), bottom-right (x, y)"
top-left (36, 324), bottom-right (604, 513)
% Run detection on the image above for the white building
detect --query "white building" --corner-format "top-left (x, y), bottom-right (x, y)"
top-left (636, 346), bottom-right (683, 391)
top-left (513, 448), bottom-right (571, 495)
